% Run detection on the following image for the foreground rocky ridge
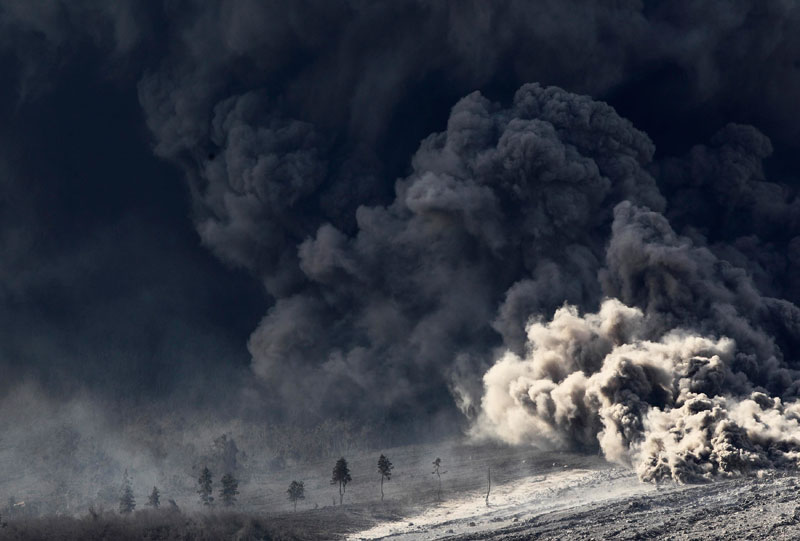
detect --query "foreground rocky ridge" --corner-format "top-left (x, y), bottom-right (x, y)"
top-left (453, 471), bottom-right (800, 541)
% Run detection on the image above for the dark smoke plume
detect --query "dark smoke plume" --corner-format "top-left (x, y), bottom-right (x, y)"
top-left (148, 82), bottom-right (669, 420)
top-left (131, 2), bottom-right (800, 478)
top-left (4, 0), bottom-right (800, 486)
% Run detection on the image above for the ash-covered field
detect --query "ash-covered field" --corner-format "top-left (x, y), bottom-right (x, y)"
top-left (347, 447), bottom-right (800, 541)
top-left (2, 439), bottom-right (797, 540)
top-left (453, 472), bottom-right (800, 541)
top-left (360, 462), bottom-right (800, 541)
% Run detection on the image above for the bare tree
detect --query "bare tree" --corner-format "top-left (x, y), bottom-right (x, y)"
top-left (378, 454), bottom-right (394, 501)
top-left (331, 457), bottom-right (352, 505)
top-left (432, 458), bottom-right (447, 502)
top-left (485, 468), bottom-right (491, 506)
top-left (286, 480), bottom-right (305, 511)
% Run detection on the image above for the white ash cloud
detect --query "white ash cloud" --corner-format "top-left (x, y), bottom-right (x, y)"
top-left (476, 203), bottom-right (800, 482)
top-left (476, 297), bottom-right (800, 482)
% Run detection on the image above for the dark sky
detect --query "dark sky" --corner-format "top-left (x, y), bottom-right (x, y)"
top-left (0, 20), bottom-right (266, 404)
top-left (3, 1), bottom-right (800, 432)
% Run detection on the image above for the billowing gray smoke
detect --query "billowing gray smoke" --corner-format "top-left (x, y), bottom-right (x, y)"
top-left (98, 2), bottom-right (800, 436)
top-left (219, 85), bottom-right (800, 480)
top-left (130, 0), bottom-right (800, 475)
top-left (147, 65), bottom-right (800, 481)
top-left (7, 0), bottom-right (799, 481)
top-left (147, 82), bottom-right (670, 419)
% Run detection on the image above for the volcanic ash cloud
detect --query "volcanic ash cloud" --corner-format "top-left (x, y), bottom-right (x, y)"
top-left (476, 298), bottom-right (800, 483)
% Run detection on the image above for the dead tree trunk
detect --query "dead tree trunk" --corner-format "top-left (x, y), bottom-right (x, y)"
top-left (485, 468), bottom-right (491, 507)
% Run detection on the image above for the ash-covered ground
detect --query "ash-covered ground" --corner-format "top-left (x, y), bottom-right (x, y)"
top-left (358, 463), bottom-right (800, 541)
top-left (347, 445), bottom-right (800, 541)
top-left (455, 472), bottom-right (800, 541)
top-left (3, 439), bottom-right (797, 540)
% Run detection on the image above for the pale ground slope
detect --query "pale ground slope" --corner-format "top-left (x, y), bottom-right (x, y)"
top-left (349, 455), bottom-right (800, 541)
top-left (350, 466), bottom-right (651, 540)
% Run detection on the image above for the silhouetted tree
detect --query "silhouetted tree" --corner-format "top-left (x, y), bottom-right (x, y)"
top-left (147, 486), bottom-right (160, 509)
top-left (331, 457), bottom-right (352, 505)
top-left (118, 469), bottom-right (136, 514)
top-left (432, 457), bottom-right (447, 502)
top-left (219, 473), bottom-right (239, 506)
top-left (197, 467), bottom-right (214, 506)
top-left (286, 480), bottom-right (305, 511)
top-left (485, 468), bottom-right (491, 506)
top-left (378, 454), bottom-right (394, 501)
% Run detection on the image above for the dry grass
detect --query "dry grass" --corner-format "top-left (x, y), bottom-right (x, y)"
top-left (0, 500), bottom-right (414, 541)
top-left (1, 509), bottom-right (295, 540)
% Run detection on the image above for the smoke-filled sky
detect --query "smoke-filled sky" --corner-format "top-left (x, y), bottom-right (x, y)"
top-left (4, 1), bottom-right (800, 480)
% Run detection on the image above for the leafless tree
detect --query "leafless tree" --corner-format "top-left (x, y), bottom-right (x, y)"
top-left (432, 457), bottom-right (447, 502)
